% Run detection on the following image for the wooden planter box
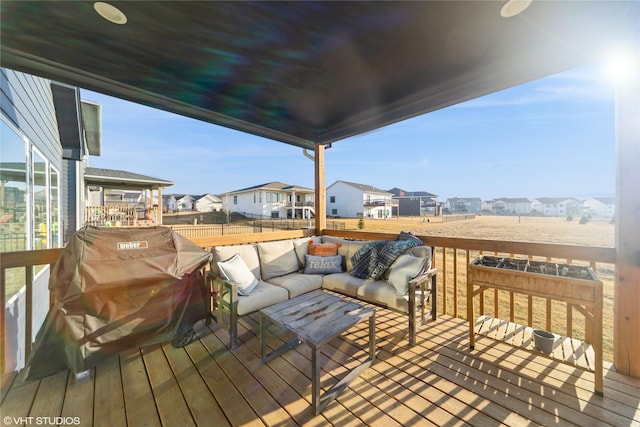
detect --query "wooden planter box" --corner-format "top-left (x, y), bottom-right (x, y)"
top-left (468, 256), bottom-right (601, 306)
top-left (467, 255), bottom-right (604, 395)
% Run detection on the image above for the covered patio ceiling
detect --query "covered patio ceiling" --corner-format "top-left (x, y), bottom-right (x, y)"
top-left (1, 1), bottom-right (637, 149)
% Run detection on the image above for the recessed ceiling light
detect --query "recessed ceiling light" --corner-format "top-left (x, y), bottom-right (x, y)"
top-left (94, 2), bottom-right (127, 25)
top-left (500, 0), bottom-right (532, 18)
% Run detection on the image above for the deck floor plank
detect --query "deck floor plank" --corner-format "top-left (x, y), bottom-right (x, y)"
top-left (93, 353), bottom-right (126, 427)
top-left (60, 367), bottom-right (94, 425)
top-left (2, 304), bottom-right (639, 427)
top-left (191, 323), bottom-right (267, 427)
top-left (160, 339), bottom-right (230, 427)
top-left (142, 343), bottom-right (196, 427)
top-left (27, 369), bottom-right (67, 419)
top-left (120, 348), bottom-right (162, 427)
top-left (1, 376), bottom-right (39, 419)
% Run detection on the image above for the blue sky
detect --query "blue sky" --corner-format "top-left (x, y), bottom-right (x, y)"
top-left (83, 61), bottom-right (617, 201)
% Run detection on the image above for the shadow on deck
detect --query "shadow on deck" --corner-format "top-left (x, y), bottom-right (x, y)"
top-left (2, 305), bottom-right (639, 426)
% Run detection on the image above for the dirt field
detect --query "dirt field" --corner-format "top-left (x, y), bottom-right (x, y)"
top-left (340, 214), bottom-right (615, 247)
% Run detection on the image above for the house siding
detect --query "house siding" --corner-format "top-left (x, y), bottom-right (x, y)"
top-left (1, 69), bottom-right (71, 373)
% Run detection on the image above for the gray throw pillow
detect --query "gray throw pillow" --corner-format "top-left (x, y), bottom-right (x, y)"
top-left (387, 253), bottom-right (427, 295)
top-left (304, 254), bottom-right (343, 274)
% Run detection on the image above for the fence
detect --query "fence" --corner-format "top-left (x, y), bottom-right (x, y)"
top-left (168, 219), bottom-right (345, 239)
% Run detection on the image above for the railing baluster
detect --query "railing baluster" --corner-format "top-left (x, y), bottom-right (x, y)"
top-left (442, 248), bottom-right (447, 315)
top-left (25, 266), bottom-right (33, 363)
top-left (453, 249), bottom-right (458, 317)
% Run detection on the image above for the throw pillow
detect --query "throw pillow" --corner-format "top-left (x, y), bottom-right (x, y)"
top-left (308, 241), bottom-right (341, 256)
top-left (304, 254), bottom-right (343, 274)
top-left (217, 253), bottom-right (259, 296)
top-left (386, 253), bottom-right (427, 295)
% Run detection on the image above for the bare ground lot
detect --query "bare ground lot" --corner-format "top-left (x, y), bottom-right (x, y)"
top-left (342, 214), bottom-right (614, 247)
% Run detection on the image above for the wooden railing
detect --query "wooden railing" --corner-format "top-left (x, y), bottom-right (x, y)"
top-left (1, 229), bottom-right (616, 375)
top-left (84, 205), bottom-right (159, 227)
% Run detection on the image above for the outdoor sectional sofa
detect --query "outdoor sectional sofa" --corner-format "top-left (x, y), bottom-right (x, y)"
top-left (208, 234), bottom-right (437, 348)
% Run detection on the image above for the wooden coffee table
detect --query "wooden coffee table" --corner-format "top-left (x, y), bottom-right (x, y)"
top-left (260, 289), bottom-right (376, 414)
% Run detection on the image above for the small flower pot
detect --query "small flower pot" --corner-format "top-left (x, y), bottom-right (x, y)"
top-left (533, 329), bottom-right (555, 353)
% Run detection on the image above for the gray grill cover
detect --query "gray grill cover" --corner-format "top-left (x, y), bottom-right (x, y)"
top-left (24, 226), bottom-right (212, 380)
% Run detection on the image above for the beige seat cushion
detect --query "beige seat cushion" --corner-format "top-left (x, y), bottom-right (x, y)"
top-left (322, 272), bottom-right (369, 297)
top-left (223, 280), bottom-right (289, 316)
top-left (267, 272), bottom-right (323, 298)
top-left (357, 280), bottom-right (409, 313)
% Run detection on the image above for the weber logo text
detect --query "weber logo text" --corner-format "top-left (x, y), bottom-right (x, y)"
top-left (117, 241), bottom-right (149, 250)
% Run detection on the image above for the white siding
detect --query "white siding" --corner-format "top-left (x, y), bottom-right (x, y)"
top-left (326, 182), bottom-right (364, 218)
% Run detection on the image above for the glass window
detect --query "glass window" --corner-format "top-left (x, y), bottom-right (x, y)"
top-left (330, 196), bottom-right (336, 203)
top-left (50, 168), bottom-right (60, 248)
top-left (0, 120), bottom-right (28, 252)
top-left (32, 150), bottom-right (47, 250)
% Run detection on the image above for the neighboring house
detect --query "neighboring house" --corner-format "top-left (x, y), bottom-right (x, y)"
top-left (326, 181), bottom-right (396, 219)
top-left (171, 193), bottom-right (224, 212)
top-left (483, 198), bottom-right (531, 214)
top-left (222, 182), bottom-right (315, 219)
top-left (445, 197), bottom-right (482, 213)
top-left (583, 197), bottom-right (615, 218)
top-left (162, 194), bottom-right (178, 213)
top-left (84, 167), bottom-right (174, 220)
top-left (173, 194), bottom-right (195, 211)
top-left (389, 187), bottom-right (438, 216)
top-left (193, 193), bottom-right (223, 212)
top-left (531, 197), bottom-right (582, 217)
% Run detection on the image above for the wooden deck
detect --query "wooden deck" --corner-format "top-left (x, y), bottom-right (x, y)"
top-left (2, 306), bottom-right (639, 427)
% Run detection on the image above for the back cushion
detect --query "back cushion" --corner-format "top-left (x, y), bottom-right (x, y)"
top-left (257, 240), bottom-right (300, 280)
top-left (212, 244), bottom-right (261, 279)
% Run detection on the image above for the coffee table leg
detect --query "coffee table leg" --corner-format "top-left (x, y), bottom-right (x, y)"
top-left (260, 314), bottom-right (267, 363)
top-left (312, 346), bottom-right (320, 415)
top-left (369, 312), bottom-right (376, 362)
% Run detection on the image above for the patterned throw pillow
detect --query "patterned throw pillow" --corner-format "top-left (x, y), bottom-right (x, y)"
top-left (304, 254), bottom-right (343, 274)
top-left (396, 231), bottom-right (423, 246)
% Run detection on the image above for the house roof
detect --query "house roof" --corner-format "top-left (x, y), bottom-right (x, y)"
top-left (84, 167), bottom-right (174, 189)
top-left (588, 197), bottom-right (616, 204)
top-left (225, 182), bottom-right (313, 195)
top-left (1, 2), bottom-right (637, 149)
top-left (389, 188), bottom-right (438, 199)
top-left (533, 197), bottom-right (580, 204)
top-left (330, 180), bottom-right (391, 196)
top-left (492, 197), bottom-right (531, 203)
top-left (448, 197), bottom-right (482, 203)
